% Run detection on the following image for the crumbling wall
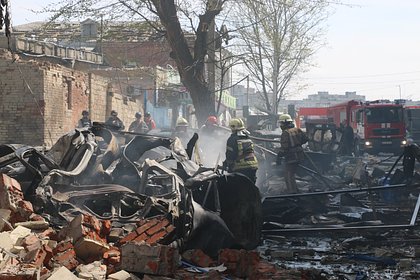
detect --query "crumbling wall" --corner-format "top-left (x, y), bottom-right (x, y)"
top-left (0, 50), bottom-right (45, 146)
top-left (0, 50), bottom-right (142, 147)
top-left (106, 88), bottom-right (141, 128)
top-left (43, 65), bottom-right (91, 146)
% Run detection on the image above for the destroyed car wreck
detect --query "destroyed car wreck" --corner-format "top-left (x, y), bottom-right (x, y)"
top-left (0, 124), bottom-right (269, 279)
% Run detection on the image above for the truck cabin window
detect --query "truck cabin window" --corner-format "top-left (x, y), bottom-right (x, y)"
top-left (365, 107), bottom-right (402, 123)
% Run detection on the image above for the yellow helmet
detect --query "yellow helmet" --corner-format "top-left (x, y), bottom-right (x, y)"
top-left (229, 118), bottom-right (245, 131)
top-left (279, 114), bottom-right (293, 123)
top-left (176, 117), bottom-right (188, 127)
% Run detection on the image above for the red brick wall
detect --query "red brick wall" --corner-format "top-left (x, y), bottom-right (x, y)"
top-left (0, 50), bottom-right (142, 148)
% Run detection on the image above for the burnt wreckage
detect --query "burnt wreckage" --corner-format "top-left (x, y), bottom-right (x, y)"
top-left (0, 124), bottom-right (262, 257)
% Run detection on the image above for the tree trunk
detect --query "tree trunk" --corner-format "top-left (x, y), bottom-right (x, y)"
top-left (151, 0), bottom-right (218, 125)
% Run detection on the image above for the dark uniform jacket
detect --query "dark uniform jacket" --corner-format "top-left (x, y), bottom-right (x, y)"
top-left (225, 131), bottom-right (258, 172)
top-left (277, 126), bottom-right (309, 164)
top-left (77, 117), bottom-right (92, 128)
top-left (128, 120), bottom-right (148, 133)
top-left (105, 116), bottom-right (125, 131)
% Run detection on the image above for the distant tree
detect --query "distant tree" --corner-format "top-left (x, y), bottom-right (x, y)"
top-left (40, 0), bottom-right (230, 125)
top-left (0, 0), bottom-right (11, 38)
top-left (231, 0), bottom-right (330, 115)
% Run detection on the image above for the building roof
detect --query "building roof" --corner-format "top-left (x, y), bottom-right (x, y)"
top-left (101, 41), bottom-right (175, 68)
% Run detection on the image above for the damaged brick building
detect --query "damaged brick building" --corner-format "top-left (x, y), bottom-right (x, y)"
top-left (0, 47), bottom-right (140, 147)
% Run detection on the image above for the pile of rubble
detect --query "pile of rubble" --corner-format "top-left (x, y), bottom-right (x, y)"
top-left (0, 172), bottom-right (327, 279)
top-left (0, 125), bottom-right (327, 279)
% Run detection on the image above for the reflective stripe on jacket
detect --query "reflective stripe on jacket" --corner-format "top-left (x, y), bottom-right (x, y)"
top-left (278, 127), bottom-right (308, 164)
top-left (226, 133), bottom-right (258, 171)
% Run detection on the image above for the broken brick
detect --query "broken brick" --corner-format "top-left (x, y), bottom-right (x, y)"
top-left (50, 240), bottom-right (79, 270)
top-left (61, 214), bottom-right (109, 262)
top-left (145, 219), bottom-right (170, 236)
top-left (0, 173), bottom-right (24, 212)
top-left (218, 249), bottom-right (260, 278)
top-left (182, 249), bottom-right (216, 268)
top-left (146, 229), bottom-right (168, 245)
top-left (120, 242), bottom-right (180, 276)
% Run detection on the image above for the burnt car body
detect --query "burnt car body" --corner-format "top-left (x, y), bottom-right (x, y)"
top-left (0, 124), bottom-right (262, 257)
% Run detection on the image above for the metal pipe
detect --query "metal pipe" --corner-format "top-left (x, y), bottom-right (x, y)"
top-left (262, 224), bottom-right (420, 234)
top-left (262, 183), bottom-right (420, 201)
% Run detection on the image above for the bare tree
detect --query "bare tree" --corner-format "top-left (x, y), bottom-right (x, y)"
top-left (40, 0), bottom-right (230, 125)
top-left (231, 0), bottom-right (329, 115)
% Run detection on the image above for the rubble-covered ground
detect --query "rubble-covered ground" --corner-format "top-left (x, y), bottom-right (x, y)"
top-left (1, 124), bottom-right (420, 279)
top-left (0, 125), bottom-right (327, 280)
top-left (256, 144), bottom-right (420, 280)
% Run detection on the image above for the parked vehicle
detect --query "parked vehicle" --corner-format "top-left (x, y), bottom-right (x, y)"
top-left (327, 100), bottom-right (406, 155)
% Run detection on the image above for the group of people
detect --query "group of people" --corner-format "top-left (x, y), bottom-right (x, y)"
top-left (77, 109), bottom-right (308, 193)
top-left (77, 110), bottom-right (156, 133)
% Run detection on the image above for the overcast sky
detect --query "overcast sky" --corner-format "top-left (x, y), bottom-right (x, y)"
top-left (11, 0), bottom-right (420, 101)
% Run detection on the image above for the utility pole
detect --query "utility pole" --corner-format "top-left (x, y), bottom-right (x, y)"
top-left (398, 85), bottom-right (402, 100)
top-left (246, 75), bottom-right (249, 106)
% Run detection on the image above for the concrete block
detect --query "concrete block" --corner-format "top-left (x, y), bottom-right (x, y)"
top-left (74, 237), bottom-right (109, 263)
top-left (10, 226), bottom-right (31, 244)
top-left (0, 232), bottom-right (13, 251)
top-left (107, 270), bottom-right (131, 280)
top-left (0, 264), bottom-right (38, 280)
top-left (47, 267), bottom-right (80, 280)
top-left (75, 261), bottom-right (106, 280)
top-left (120, 243), bottom-right (180, 276)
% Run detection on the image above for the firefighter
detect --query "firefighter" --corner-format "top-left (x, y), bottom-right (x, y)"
top-left (77, 110), bottom-right (92, 128)
top-left (276, 114), bottom-right (309, 193)
top-left (402, 140), bottom-right (420, 182)
top-left (128, 112), bottom-right (148, 133)
top-left (223, 118), bottom-right (258, 183)
top-left (339, 120), bottom-right (354, 156)
top-left (173, 116), bottom-right (193, 146)
top-left (200, 115), bottom-right (219, 136)
top-left (105, 110), bottom-right (125, 131)
top-left (144, 112), bottom-right (156, 132)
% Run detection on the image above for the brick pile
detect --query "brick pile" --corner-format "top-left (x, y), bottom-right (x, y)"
top-left (0, 173), bottom-right (312, 280)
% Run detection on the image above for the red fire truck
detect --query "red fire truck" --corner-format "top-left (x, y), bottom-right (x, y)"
top-left (295, 107), bottom-right (328, 130)
top-left (327, 100), bottom-right (407, 155)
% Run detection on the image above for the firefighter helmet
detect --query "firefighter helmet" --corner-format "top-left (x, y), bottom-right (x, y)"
top-left (206, 115), bottom-right (218, 125)
top-left (135, 112), bottom-right (142, 118)
top-left (176, 117), bottom-right (189, 127)
top-left (229, 118), bottom-right (245, 132)
top-left (279, 114), bottom-right (293, 123)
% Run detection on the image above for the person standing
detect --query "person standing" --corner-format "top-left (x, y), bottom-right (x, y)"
top-left (128, 112), bottom-right (148, 133)
top-left (105, 110), bottom-right (125, 131)
top-left (77, 110), bottom-right (92, 128)
top-left (276, 114), bottom-right (309, 193)
top-left (173, 117), bottom-right (193, 147)
top-left (144, 112), bottom-right (156, 132)
top-left (223, 118), bottom-right (258, 183)
top-left (200, 115), bottom-right (219, 136)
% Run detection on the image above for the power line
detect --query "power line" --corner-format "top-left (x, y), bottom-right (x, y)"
top-left (304, 70), bottom-right (420, 80)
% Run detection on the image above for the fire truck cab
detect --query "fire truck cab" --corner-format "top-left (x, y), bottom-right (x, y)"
top-left (328, 100), bottom-right (406, 155)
